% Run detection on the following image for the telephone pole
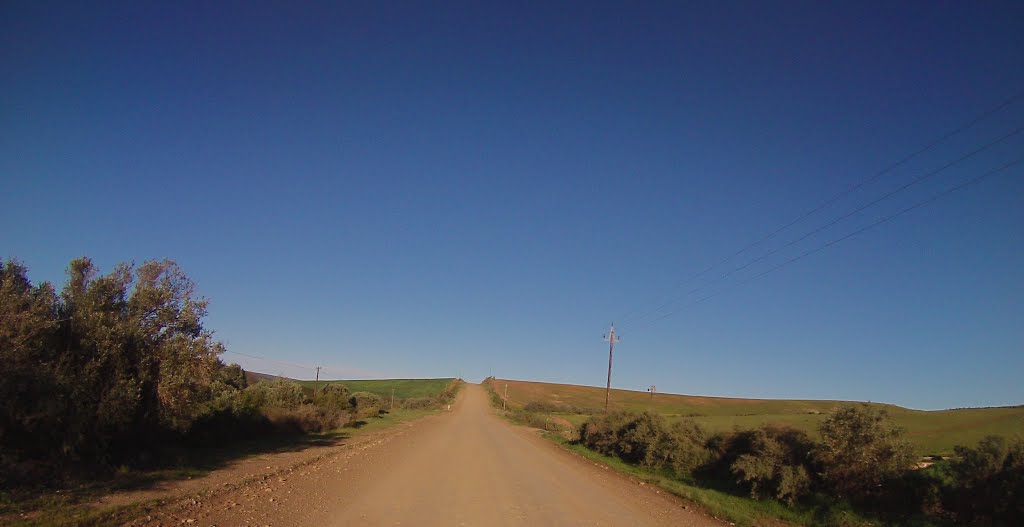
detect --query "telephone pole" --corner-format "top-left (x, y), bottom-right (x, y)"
top-left (603, 324), bottom-right (620, 413)
top-left (315, 366), bottom-right (321, 397)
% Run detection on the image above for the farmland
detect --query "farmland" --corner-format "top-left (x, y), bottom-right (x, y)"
top-left (491, 378), bottom-right (1024, 455)
top-left (244, 372), bottom-right (459, 400)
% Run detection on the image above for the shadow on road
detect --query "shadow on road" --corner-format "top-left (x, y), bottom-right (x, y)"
top-left (0, 430), bottom-right (352, 520)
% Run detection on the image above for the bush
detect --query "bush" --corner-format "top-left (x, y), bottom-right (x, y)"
top-left (729, 426), bottom-right (816, 505)
top-left (349, 391), bottom-right (383, 419)
top-left (814, 405), bottom-right (915, 503)
top-left (317, 383), bottom-right (352, 411)
top-left (579, 411), bottom-right (708, 475)
top-left (665, 419), bottom-right (710, 475)
top-left (943, 435), bottom-right (1024, 525)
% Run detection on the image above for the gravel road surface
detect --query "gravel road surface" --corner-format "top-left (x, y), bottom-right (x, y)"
top-left (133, 384), bottom-right (725, 526)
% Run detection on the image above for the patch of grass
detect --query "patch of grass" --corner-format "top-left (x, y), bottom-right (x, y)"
top-left (296, 378), bottom-right (456, 399)
top-left (347, 408), bottom-right (436, 434)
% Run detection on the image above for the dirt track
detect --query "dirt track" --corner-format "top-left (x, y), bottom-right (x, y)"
top-left (133, 385), bottom-right (724, 526)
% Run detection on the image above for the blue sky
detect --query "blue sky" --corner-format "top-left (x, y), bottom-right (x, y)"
top-left (3, 1), bottom-right (1022, 410)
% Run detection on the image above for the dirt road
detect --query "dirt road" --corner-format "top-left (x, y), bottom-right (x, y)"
top-left (135, 385), bottom-right (723, 526)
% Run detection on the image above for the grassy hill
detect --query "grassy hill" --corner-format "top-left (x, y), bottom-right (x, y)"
top-left (294, 378), bottom-right (457, 399)
top-left (244, 371), bottom-right (457, 400)
top-left (491, 378), bottom-right (1024, 456)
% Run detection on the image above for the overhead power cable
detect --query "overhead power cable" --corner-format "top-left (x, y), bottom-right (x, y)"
top-left (617, 90), bottom-right (1024, 325)
top-left (630, 157), bottom-right (1023, 330)
top-left (626, 125), bottom-right (1024, 324)
top-left (222, 350), bottom-right (316, 371)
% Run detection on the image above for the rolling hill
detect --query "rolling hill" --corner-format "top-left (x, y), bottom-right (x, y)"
top-left (490, 378), bottom-right (1024, 455)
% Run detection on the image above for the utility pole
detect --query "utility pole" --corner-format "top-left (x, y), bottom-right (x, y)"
top-left (503, 383), bottom-right (508, 411)
top-left (603, 324), bottom-right (620, 413)
top-left (315, 366), bottom-right (321, 398)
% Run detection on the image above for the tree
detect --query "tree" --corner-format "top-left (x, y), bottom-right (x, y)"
top-left (1, 257), bottom-right (235, 473)
top-left (0, 260), bottom-right (62, 467)
top-left (814, 405), bottom-right (915, 501)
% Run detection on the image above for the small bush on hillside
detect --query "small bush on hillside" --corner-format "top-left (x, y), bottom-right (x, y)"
top-left (814, 405), bottom-right (915, 503)
top-left (730, 426), bottom-right (816, 505)
top-left (317, 383), bottom-right (352, 411)
top-left (349, 391), bottom-right (384, 419)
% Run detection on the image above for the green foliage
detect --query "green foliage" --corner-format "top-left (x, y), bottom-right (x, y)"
top-left (730, 427), bottom-right (816, 505)
top-left (814, 405), bottom-right (916, 502)
top-left (317, 383), bottom-right (352, 411)
top-left (0, 257), bottom-right (372, 485)
top-left (1, 257), bottom-right (231, 477)
top-left (245, 380), bottom-right (309, 409)
top-left (579, 411), bottom-right (709, 475)
top-left (943, 435), bottom-right (1024, 525)
top-left (349, 391), bottom-right (384, 419)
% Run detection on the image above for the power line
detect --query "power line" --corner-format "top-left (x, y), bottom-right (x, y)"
top-left (617, 90), bottom-right (1024, 325)
top-left (221, 349), bottom-right (356, 377)
top-left (221, 350), bottom-right (316, 371)
top-left (625, 124), bottom-right (1024, 325)
top-left (631, 157), bottom-right (1022, 330)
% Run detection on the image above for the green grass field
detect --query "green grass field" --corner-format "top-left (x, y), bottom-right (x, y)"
top-left (294, 378), bottom-right (457, 399)
top-left (493, 378), bottom-right (1024, 455)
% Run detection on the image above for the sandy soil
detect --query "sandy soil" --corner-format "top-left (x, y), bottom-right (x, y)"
top-left (126, 384), bottom-right (726, 526)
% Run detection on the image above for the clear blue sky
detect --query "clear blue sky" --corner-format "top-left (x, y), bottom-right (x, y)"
top-left (3, 2), bottom-right (1022, 410)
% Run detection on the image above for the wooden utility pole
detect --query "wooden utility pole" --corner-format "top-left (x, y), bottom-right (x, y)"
top-left (604, 324), bottom-right (620, 412)
top-left (314, 366), bottom-right (321, 398)
top-left (503, 383), bottom-right (508, 411)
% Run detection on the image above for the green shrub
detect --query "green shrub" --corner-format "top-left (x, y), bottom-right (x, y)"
top-left (664, 419), bottom-right (710, 475)
top-left (349, 391), bottom-right (383, 419)
top-left (729, 426), bottom-right (815, 505)
top-left (243, 380), bottom-right (308, 409)
top-left (814, 405), bottom-right (915, 502)
top-left (943, 435), bottom-right (1024, 525)
top-left (579, 411), bottom-right (708, 476)
top-left (317, 383), bottom-right (352, 411)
